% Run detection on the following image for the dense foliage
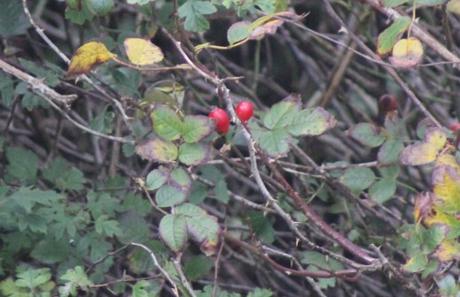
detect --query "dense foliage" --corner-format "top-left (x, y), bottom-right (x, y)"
top-left (1, 0), bottom-right (460, 296)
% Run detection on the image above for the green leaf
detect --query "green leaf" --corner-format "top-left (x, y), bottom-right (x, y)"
top-left (16, 268), bottom-right (52, 289)
top-left (287, 107), bottom-right (336, 136)
top-left (416, 0), bottom-right (447, 6)
top-left (253, 128), bottom-right (292, 157)
top-left (31, 238), bottom-right (70, 264)
top-left (132, 280), bottom-right (161, 297)
top-left (380, 165), bottom-right (401, 179)
top-left (86, 0), bottom-right (114, 15)
top-left (175, 203), bottom-right (220, 254)
top-left (6, 147), bottom-right (39, 184)
top-left (76, 232), bottom-right (112, 262)
top-left (156, 185), bottom-right (187, 207)
top-left (43, 157), bottom-right (85, 191)
top-left (214, 179), bottom-right (230, 204)
top-left (179, 143), bottom-right (211, 165)
top-left (159, 214), bottom-right (188, 252)
top-left (300, 251), bottom-right (343, 288)
top-left (9, 187), bottom-right (62, 213)
top-left (189, 181), bottom-right (209, 204)
top-left (227, 21), bottom-right (251, 45)
top-left (136, 138), bottom-right (178, 163)
top-left (118, 211), bottom-right (151, 243)
top-left (0, 72), bottom-right (15, 107)
top-left (369, 178), bottom-right (396, 203)
top-left (378, 138), bottom-right (404, 165)
top-left (112, 67), bottom-right (141, 97)
top-left (0, 0), bottom-right (30, 37)
top-left (145, 167), bottom-right (169, 190)
top-left (90, 105), bottom-right (115, 134)
top-left (178, 0), bottom-right (217, 32)
top-left (255, 0), bottom-right (277, 12)
top-left (263, 100), bottom-right (299, 130)
top-left (438, 275), bottom-right (459, 297)
top-left (65, 1), bottom-right (94, 25)
top-left (170, 167), bottom-right (192, 192)
top-left (95, 215), bottom-right (123, 237)
top-left (247, 288), bottom-right (273, 297)
top-left (19, 59), bottom-right (60, 87)
top-left (59, 266), bottom-right (93, 297)
top-left (87, 191), bottom-right (120, 218)
top-left (247, 211), bottom-right (275, 244)
top-left (377, 16), bottom-right (411, 55)
top-left (184, 255), bottom-right (214, 281)
top-left (181, 115), bottom-right (213, 143)
top-left (151, 106), bottom-right (183, 141)
top-left (403, 254), bottom-right (428, 272)
top-left (349, 123), bottom-right (386, 148)
top-left (383, 0), bottom-right (409, 6)
top-left (340, 167), bottom-right (375, 192)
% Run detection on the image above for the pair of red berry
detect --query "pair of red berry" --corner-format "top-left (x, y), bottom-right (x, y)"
top-left (208, 101), bottom-right (254, 134)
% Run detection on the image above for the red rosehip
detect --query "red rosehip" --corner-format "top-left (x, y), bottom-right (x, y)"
top-left (449, 122), bottom-right (460, 132)
top-left (378, 95), bottom-right (398, 114)
top-left (208, 107), bottom-right (230, 134)
top-left (235, 101), bottom-right (254, 123)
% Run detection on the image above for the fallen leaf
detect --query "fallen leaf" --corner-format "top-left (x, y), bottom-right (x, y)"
top-left (67, 41), bottom-right (115, 76)
top-left (124, 38), bottom-right (164, 66)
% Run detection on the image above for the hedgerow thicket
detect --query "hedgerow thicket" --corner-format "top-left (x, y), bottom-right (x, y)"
top-left (1, 0), bottom-right (460, 296)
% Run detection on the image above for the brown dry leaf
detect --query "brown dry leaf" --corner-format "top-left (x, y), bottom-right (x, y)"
top-left (67, 41), bottom-right (116, 77)
top-left (124, 38), bottom-right (164, 66)
top-left (389, 37), bottom-right (424, 68)
top-left (249, 19), bottom-right (284, 40)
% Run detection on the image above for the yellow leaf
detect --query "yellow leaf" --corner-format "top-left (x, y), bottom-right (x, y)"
top-left (435, 240), bottom-right (460, 262)
top-left (67, 41), bottom-right (116, 76)
top-left (424, 210), bottom-right (455, 226)
top-left (432, 166), bottom-right (460, 211)
top-left (400, 128), bottom-right (446, 166)
top-left (124, 38), bottom-right (164, 66)
top-left (435, 153), bottom-right (459, 169)
top-left (425, 128), bottom-right (447, 150)
top-left (447, 0), bottom-right (460, 15)
top-left (390, 37), bottom-right (424, 68)
top-left (400, 143), bottom-right (439, 166)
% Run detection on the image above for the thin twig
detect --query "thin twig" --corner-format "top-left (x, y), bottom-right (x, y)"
top-left (22, 0), bottom-right (131, 124)
top-left (130, 242), bottom-right (180, 297)
top-left (0, 58), bottom-right (132, 143)
top-left (173, 253), bottom-right (197, 297)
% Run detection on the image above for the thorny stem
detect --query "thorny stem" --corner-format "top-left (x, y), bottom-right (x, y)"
top-left (165, 30), bottom-right (378, 266)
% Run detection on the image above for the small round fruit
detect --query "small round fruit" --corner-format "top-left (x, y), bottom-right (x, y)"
top-left (235, 101), bottom-right (254, 123)
top-left (208, 107), bottom-right (230, 134)
top-left (378, 95), bottom-right (398, 113)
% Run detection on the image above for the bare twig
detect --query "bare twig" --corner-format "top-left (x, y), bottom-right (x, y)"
top-left (173, 254), bottom-right (197, 297)
top-left (130, 242), bottom-right (180, 297)
top-left (0, 58), bottom-right (76, 106)
top-left (165, 30), bottom-right (378, 266)
top-left (22, 0), bottom-right (131, 124)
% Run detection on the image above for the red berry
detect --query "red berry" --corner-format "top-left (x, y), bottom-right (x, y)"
top-left (235, 101), bottom-right (254, 123)
top-left (449, 122), bottom-right (460, 132)
top-left (208, 107), bottom-right (230, 134)
top-left (378, 95), bottom-right (398, 114)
